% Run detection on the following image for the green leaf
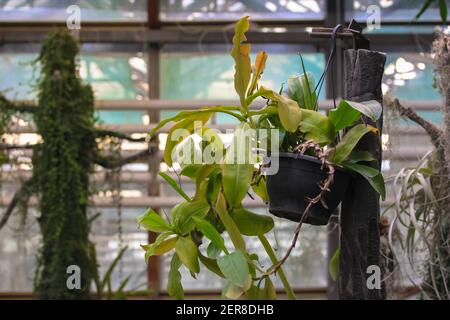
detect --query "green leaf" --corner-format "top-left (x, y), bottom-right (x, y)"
top-left (439, 0), bottom-right (448, 23)
top-left (222, 124), bottom-right (255, 207)
top-left (152, 237), bottom-right (177, 256)
top-left (180, 164), bottom-right (200, 179)
top-left (141, 232), bottom-right (174, 261)
top-left (164, 112), bottom-right (213, 166)
top-left (342, 162), bottom-right (386, 200)
top-left (416, 0), bottom-right (434, 20)
top-left (159, 172), bottom-right (191, 202)
top-left (346, 150), bottom-right (377, 164)
top-left (246, 285), bottom-right (264, 300)
top-left (215, 193), bottom-right (246, 251)
top-left (333, 124), bottom-right (379, 164)
top-left (270, 91), bottom-right (303, 132)
top-left (328, 248), bottom-right (340, 281)
top-left (148, 106), bottom-right (242, 138)
top-left (195, 164), bottom-right (220, 190)
top-left (217, 251), bottom-right (251, 289)
top-left (299, 109), bottom-right (336, 145)
top-left (222, 164), bottom-right (253, 208)
top-left (206, 170), bottom-right (222, 205)
top-left (167, 253), bottom-right (184, 300)
top-left (199, 253), bottom-right (225, 278)
top-left (342, 100), bottom-right (382, 122)
top-left (231, 16), bottom-right (252, 111)
top-left (173, 201), bottom-right (210, 235)
top-left (175, 236), bottom-right (200, 274)
top-left (249, 87), bottom-right (303, 132)
top-left (329, 100), bottom-right (361, 132)
top-left (263, 277), bottom-right (277, 300)
top-left (193, 216), bottom-right (229, 254)
top-left (100, 246), bottom-right (128, 293)
top-left (207, 241), bottom-right (222, 259)
top-left (300, 54), bottom-right (316, 109)
top-left (252, 176), bottom-right (268, 202)
top-left (231, 208), bottom-right (274, 236)
top-left (137, 209), bottom-right (172, 233)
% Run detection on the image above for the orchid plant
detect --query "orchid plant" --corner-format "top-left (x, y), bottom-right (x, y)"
top-left (137, 16), bottom-right (385, 300)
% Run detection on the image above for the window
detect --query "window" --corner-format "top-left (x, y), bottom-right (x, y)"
top-left (0, 0), bottom-right (147, 22)
top-left (160, 0), bottom-right (325, 22)
top-left (346, 0), bottom-right (443, 22)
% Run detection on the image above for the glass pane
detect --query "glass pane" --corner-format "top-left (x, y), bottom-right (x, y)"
top-left (0, 211), bottom-right (39, 292)
top-left (90, 207), bottom-right (149, 292)
top-left (383, 52), bottom-right (441, 102)
top-left (0, 44), bottom-right (148, 125)
top-left (0, 0), bottom-right (147, 22)
top-left (160, 0), bottom-right (325, 22)
top-left (160, 44), bottom-right (326, 123)
top-left (346, 0), bottom-right (443, 22)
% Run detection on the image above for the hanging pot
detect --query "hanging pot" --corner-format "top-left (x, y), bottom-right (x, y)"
top-left (266, 153), bottom-right (350, 226)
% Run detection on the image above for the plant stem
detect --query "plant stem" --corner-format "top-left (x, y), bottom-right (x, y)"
top-left (258, 234), bottom-right (297, 300)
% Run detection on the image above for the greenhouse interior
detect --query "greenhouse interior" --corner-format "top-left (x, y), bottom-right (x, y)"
top-left (0, 0), bottom-right (449, 304)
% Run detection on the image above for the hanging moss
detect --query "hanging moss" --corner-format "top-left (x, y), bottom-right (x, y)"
top-left (32, 30), bottom-right (97, 299)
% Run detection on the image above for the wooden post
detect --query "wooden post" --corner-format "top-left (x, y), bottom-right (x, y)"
top-left (338, 49), bottom-right (386, 299)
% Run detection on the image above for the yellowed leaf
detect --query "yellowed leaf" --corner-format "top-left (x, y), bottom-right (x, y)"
top-left (248, 51), bottom-right (268, 95)
top-left (231, 16), bottom-right (252, 112)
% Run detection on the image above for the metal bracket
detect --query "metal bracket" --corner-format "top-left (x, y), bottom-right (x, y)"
top-left (309, 19), bottom-right (370, 50)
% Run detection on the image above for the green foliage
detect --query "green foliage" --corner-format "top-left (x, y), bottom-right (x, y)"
top-left (328, 248), bottom-right (340, 282)
top-left (29, 30), bottom-right (97, 299)
top-left (138, 16), bottom-right (386, 300)
top-left (416, 0), bottom-right (448, 24)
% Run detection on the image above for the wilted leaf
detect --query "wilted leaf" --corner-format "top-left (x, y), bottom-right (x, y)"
top-left (222, 282), bottom-right (245, 300)
top-left (231, 16), bottom-right (252, 111)
top-left (249, 51), bottom-right (268, 95)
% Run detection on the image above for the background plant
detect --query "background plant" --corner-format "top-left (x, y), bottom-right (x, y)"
top-left (384, 31), bottom-right (450, 299)
top-left (0, 30), bottom-right (153, 299)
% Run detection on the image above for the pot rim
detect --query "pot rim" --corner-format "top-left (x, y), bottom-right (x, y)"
top-left (267, 152), bottom-right (349, 174)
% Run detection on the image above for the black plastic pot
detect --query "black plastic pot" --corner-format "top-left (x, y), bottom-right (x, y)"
top-left (266, 153), bottom-right (351, 226)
